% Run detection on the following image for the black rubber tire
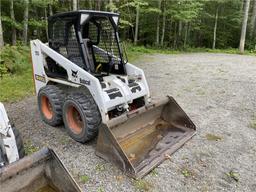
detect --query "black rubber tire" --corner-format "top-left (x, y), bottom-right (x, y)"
top-left (38, 85), bottom-right (64, 126)
top-left (63, 92), bottom-right (101, 143)
top-left (12, 126), bottom-right (25, 159)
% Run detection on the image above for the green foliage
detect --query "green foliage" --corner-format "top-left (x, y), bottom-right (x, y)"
top-left (1, 16), bottom-right (23, 30)
top-left (226, 170), bottom-right (239, 182)
top-left (133, 179), bottom-right (153, 191)
top-left (80, 175), bottom-right (90, 183)
top-left (0, 45), bottom-right (33, 102)
top-left (28, 19), bottom-right (46, 29)
top-left (0, 45), bottom-right (31, 75)
top-left (24, 140), bottom-right (39, 155)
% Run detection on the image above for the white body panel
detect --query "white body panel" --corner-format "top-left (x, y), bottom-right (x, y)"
top-left (31, 40), bottom-right (150, 123)
top-left (0, 102), bottom-right (19, 164)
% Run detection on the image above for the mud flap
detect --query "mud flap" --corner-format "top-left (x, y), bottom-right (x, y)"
top-left (96, 96), bottom-right (196, 178)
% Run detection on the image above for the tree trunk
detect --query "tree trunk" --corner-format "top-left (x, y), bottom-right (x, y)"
top-left (0, 8), bottom-right (4, 48)
top-left (184, 22), bottom-right (188, 48)
top-left (178, 21), bottom-right (182, 37)
top-left (239, 0), bottom-right (251, 53)
top-left (10, 0), bottom-right (16, 45)
top-left (169, 20), bottom-right (172, 46)
top-left (156, 0), bottom-right (161, 45)
top-left (23, 0), bottom-right (29, 44)
top-left (160, 0), bottom-right (166, 47)
top-left (134, 4), bottom-right (140, 45)
top-left (173, 22), bottom-right (177, 48)
top-left (49, 4), bottom-right (53, 16)
top-left (96, 0), bottom-right (101, 10)
top-left (212, 5), bottom-right (219, 49)
top-left (250, 0), bottom-right (256, 39)
top-left (73, 0), bottom-right (77, 11)
top-left (88, 0), bottom-right (92, 9)
top-left (45, 7), bottom-right (48, 40)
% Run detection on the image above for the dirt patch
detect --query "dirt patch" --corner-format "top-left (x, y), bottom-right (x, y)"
top-left (4, 53), bottom-right (256, 192)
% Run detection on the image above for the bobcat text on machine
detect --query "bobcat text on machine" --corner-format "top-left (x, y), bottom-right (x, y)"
top-left (31, 10), bottom-right (196, 178)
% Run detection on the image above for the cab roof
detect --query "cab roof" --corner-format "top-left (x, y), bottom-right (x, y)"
top-left (48, 10), bottom-right (119, 21)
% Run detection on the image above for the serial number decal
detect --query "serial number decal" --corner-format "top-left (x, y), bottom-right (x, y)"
top-left (35, 74), bottom-right (46, 83)
top-left (80, 78), bottom-right (90, 85)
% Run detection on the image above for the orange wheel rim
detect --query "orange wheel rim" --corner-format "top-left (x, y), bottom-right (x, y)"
top-left (66, 105), bottom-right (83, 134)
top-left (41, 95), bottom-right (53, 120)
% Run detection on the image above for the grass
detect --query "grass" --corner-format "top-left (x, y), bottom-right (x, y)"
top-left (226, 170), bottom-right (239, 182)
top-left (181, 168), bottom-right (192, 178)
top-left (95, 163), bottom-right (105, 172)
top-left (80, 175), bottom-right (90, 184)
top-left (205, 133), bottom-right (223, 141)
top-left (126, 43), bottom-right (256, 56)
top-left (0, 45), bottom-right (34, 102)
top-left (249, 114), bottom-right (256, 130)
top-left (24, 140), bottom-right (39, 155)
top-left (133, 179), bottom-right (153, 192)
top-left (0, 70), bottom-right (34, 102)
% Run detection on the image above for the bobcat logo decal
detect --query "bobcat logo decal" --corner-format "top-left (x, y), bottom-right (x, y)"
top-left (71, 70), bottom-right (78, 78)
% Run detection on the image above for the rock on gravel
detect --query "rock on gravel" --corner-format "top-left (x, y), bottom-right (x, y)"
top-left (4, 53), bottom-right (256, 192)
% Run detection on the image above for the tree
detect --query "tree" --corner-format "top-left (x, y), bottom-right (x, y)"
top-left (134, 4), bottom-right (140, 44)
top-left (250, 0), bottom-right (256, 40)
top-left (73, 0), bottom-right (78, 11)
top-left (212, 5), bottom-right (219, 49)
top-left (239, 0), bottom-right (251, 53)
top-left (23, 0), bottom-right (29, 44)
top-left (10, 0), bottom-right (16, 45)
top-left (0, 7), bottom-right (4, 48)
top-left (160, 0), bottom-right (166, 46)
top-left (156, 0), bottom-right (161, 45)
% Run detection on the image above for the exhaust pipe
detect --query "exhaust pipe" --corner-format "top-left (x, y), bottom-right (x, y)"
top-left (96, 96), bottom-right (196, 178)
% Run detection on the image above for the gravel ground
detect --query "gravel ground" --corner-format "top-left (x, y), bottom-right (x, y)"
top-left (4, 53), bottom-right (256, 192)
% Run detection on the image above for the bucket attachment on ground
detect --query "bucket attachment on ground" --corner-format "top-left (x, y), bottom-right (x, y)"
top-left (0, 147), bottom-right (81, 192)
top-left (96, 96), bottom-right (196, 178)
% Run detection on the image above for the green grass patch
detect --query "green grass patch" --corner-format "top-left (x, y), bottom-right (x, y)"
top-left (206, 133), bottom-right (223, 141)
top-left (24, 140), bottom-right (39, 155)
top-left (226, 170), bottom-right (239, 182)
top-left (0, 70), bottom-right (34, 102)
top-left (133, 179), bottom-right (153, 192)
top-left (126, 43), bottom-right (256, 56)
top-left (80, 175), bottom-right (90, 183)
top-left (249, 114), bottom-right (256, 130)
top-left (181, 168), bottom-right (192, 178)
top-left (95, 163), bottom-right (105, 172)
top-left (0, 45), bottom-right (34, 102)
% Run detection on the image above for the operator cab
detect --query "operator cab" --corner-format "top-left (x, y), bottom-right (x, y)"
top-left (46, 10), bottom-right (127, 79)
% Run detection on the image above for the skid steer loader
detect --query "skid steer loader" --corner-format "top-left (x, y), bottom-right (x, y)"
top-left (31, 10), bottom-right (196, 178)
top-left (0, 102), bottom-right (25, 167)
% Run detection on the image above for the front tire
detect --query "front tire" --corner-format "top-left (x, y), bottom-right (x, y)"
top-left (63, 92), bottom-right (101, 143)
top-left (38, 85), bottom-right (64, 126)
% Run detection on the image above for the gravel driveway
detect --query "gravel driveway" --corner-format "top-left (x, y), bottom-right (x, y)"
top-left (5, 53), bottom-right (256, 192)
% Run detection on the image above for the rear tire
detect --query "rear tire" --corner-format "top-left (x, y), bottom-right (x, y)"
top-left (63, 92), bottom-right (101, 143)
top-left (12, 126), bottom-right (25, 158)
top-left (38, 85), bottom-right (64, 126)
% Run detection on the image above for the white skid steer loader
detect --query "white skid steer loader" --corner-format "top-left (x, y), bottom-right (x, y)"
top-left (31, 10), bottom-right (196, 178)
top-left (0, 102), bottom-right (25, 168)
